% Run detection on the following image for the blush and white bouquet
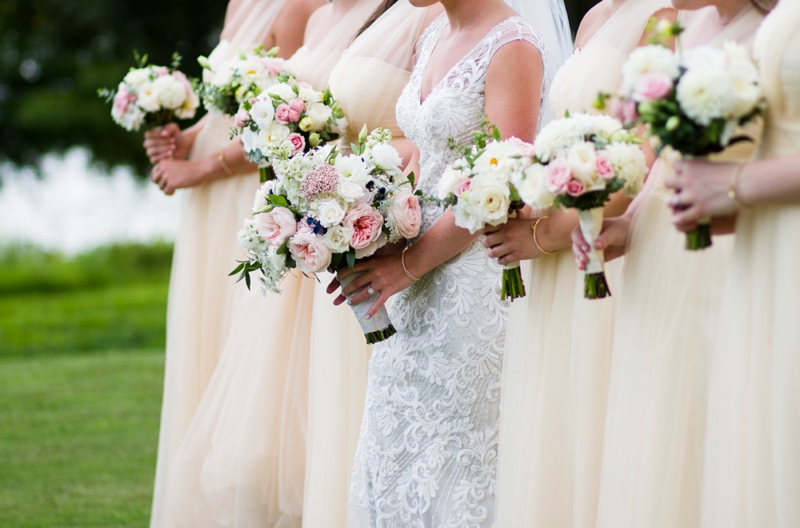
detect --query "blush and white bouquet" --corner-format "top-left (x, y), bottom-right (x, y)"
top-left (234, 75), bottom-right (346, 182)
top-left (99, 52), bottom-right (199, 132)
top-left (197, 46), bottom-right (289, 117)
top-left (598, 28), bottom-right (764, 249)
top-left (520, 113), bottom-right (648, 299)
top-left (436, 125), bottom-right (533, 301)
top-left (232, 126), bottom-right (420, 343)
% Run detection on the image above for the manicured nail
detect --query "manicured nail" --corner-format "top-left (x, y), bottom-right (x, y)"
top-left (347, 299), bottom-right (352, 306)
top-left (365, 314), bottom-right (371, 320)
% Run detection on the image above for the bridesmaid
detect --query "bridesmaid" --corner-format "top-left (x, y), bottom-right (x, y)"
top-left (571, 1), bottom-right (767, 527)
top-left (144, 1), bottom-right (322, 526)
top-left (665, 1), bottom-right (797, 525)
top-left (302, 2), bottom-right (442, 526)
top-left (156, 1), bottom-right (382, 527)
top-left (489, 1), bottom-right (674, 526)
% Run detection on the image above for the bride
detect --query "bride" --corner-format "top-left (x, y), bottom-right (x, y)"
top-left (331, 0), bottom-right (566, 525)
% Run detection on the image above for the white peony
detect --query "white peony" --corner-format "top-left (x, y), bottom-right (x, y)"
top-left (123, 68), bottom-right (152, 89)
top-left (566, 141), bottom-right (600, 187)
top-left (335, 155), bottom-right (371, 186)
top-left (262, 122), bottom-right (290, 148)
top-left (306, 102), bottom-right (333, 131)
top-left (368, 143), bottom-right (403, 175)
top-left (250, 98), bottom-right (276, 129)
top-left (152, 75), bottom-right (186, 110)
top-left (266, 82), bottom-right (297, 102)
top-left (604, 143), bottom-right (647, 196)
top-left (534, 117), bottom-right (584, 163)
top-left (515, 163), bottom-right (555, 209)
top-left (323, 225), bottom-right (353, 252)
top-left (318, 199), bottom-right (346, 228)
top-left (117, 105), bottom-right (145, 132)
top-left (676, 66), bottom-right (737, 125)
top-left (622, 45), bottom-right (680, 93)
top-left (136, 82), bottom-right (161, 112)
top-left (337, 177), bottom-right (365, 203)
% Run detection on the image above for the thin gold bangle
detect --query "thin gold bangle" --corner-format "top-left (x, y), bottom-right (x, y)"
top-left (727, 162), bottom-right (750, 209)
top-left (531, 216), bottom-right (555, 255)
top-left (401, 247), bottom-right (422, 282)
top-left (218, 150), bottom-right (234, 177)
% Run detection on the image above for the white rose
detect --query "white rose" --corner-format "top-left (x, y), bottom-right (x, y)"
top-left (250, 98), bottom-right (276, 129)
top-left (461, 174), bottom-right (510, 232)
top-left (266, 82), bottom-right (297, 102)
top-left (152, 75), bottom-right (185, 110)
top-left (175, 91), bottom-right (199, 119)
top-left (622, 45), bottom-right (680, 93)
top-left (604, 143), bottom-right (647, 196)
top-left (123, 68), bottom-right (152, 89)
top-left (335, 155), bottom-right (371, 186)
top-left (368, 143), bottom-right (404, 174)
top-left (136, 82), bottom-right (161, 112)
top-left (318, 199), bottom-right (346, 228)
top-left (566, 141), bottom-right (599, 187)
top-left (534, 117), bottom-right (584, 163)
top-left (514, 163), bottom-right (555, 209)
top-left (676, 66), bottom-right (736, 125)
top-left (117, 105), bottom-right (145, 132)
top-left (323, 225), bottom-right (353, 252)
top-left (306, 102), bottom-right (333, 131)
top-left (337, 177), bottom-right (365, 203)
top-left (437, 163), bottom-right (467, 199)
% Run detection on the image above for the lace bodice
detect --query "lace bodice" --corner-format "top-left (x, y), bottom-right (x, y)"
top-left (349, 14), bottom-right (546, 528)
top-left (396, 14), bottom-right (547, 235)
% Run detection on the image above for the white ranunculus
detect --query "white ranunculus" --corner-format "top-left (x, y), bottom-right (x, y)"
top-left (604, 143), bottom-right (647, 196)
top-left (566, 141), bottom-right (599, 186)
top-left (515, 164), bottom-right (555, 209)
top-left (123, 68), bottom-right (152, 89)
top-left (306, 102), bottom-right (333, 131)
top-left (323, 225), bottom-right (353, 253)
top-left (153, 75), bottom-right (186, 110)
top-left (676, 66), bottom-right (736, 125)
top-left (368, 143), bottom-right (403, 174)
top-left (335, 155), bottom-right (370, 186)
top-left (136, 82), bottom-right (161, 112)
top-left (266, 82), bottom-right (297, 102)
top-left (250, 99), bottom-right (276, 129)
top-left (318, 200), bottom-right (346, 228)
top-left (337, 177), bottom-right (365, 203)
top-left (437, 163), bottom-right (467, 199)
top-left (622, 45), bottom-right (680, 93)
top-left (534, 117), bottom-right (584, 163)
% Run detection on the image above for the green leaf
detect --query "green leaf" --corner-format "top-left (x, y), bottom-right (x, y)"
top-left (407, 172), bottom-right (416, 188)
top-left (229, 262), bottom-right (245, 276)
top-left (277, 240), bottom-right (290, 256)
top-left (269, 194), bottom-right (289, 207)
top-left (346, 250), bottom-right (356, 270)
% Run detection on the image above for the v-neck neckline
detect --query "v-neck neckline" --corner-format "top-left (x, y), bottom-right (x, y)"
top-left (417, 15), bottom-right (523, 106)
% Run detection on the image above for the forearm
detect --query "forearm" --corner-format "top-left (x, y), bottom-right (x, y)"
top-left (737, 155), bottom-right (800, 205)
top-left (403, 210), bottom-right (478, 277)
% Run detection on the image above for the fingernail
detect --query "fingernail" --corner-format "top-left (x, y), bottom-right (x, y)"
top-left (365, 314), bottom-right (371, 320)
top-left (347, 299), bottom-right (352, 306)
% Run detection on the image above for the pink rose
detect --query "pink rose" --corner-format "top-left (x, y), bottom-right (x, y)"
top-left (286, 133), bottom-right (306, 154)
top-left (544, 159), bottom-right (573, 194)
top-left (256, 207), bottom-right (297, 246)
top-left (633, 72), bottom-right (673, 102)
top-left (298, 81), bottom-right (313, 90)
top-left (234, 109), bottom-right (251, 128)
top-left (595, 154), bottom-right (614, 180)
top-left (289, 231), bottom-right (332, 273)
top-left (455, 178), bottom-right (472, 196)
top-left (154, 67), bottom-right (169, 77)
top-left (388, 191), bottom-right (422, 239)
top-left (275, 104), bottom-right (292, 124)
top-left (113, 85), bottom-right (134, 115)
top-left (566, 179), bottom-right (586, 197)
top-left (610, 98), bottom-right (639, 126)
top-left (288, 98), bottom-right (305, 114)
top-left (506, 137), bottom-right (537, 159)
top-left (344, 203), bottom-right (384, 250)
top-left (259, 58), bottom-right (285, 75)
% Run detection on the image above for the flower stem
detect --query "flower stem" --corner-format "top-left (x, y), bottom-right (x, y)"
top-left (685, 224), bottom-right (713, 251)
top-left (501, 267), bottom-right (526, 302)
top-left (584, 272), bottom-right (611, 300)
top-left (365, 324), bottom-right (397, 345)
top-left (260, 166), bottom-right (275, 183)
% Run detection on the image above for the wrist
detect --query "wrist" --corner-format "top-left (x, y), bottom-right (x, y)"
top-left (402, 246), bottom-right (426, 280)
top-left (199, 154), bottom-right (224, 184)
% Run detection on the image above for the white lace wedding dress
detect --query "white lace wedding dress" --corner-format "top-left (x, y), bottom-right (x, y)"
top-left (348, 14), bottom-right (546, 528)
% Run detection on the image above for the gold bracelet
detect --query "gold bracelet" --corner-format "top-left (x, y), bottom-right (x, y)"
top-left (401, 247), bottom-right (422, 282)
top-left (727, 162), bottom-right (750, 209)
top-left (218, 150), bottom-right (234, 177)
top-left (531, 216), bottom-right (555, 255)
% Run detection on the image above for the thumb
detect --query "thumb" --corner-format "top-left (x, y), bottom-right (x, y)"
top-left (594, 221), bottom-right (625, 250)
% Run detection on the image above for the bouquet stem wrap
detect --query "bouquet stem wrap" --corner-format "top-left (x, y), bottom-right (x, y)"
top-left (579, 208), bottom-right (611, 300)
top-left (339, 272), bottom-right (397, 344)
top-left (501, 262), bottom-right (526, 301)
top-left (259, 165), bottom-right (275, 183)
top-left (686, 219), bottom-right (713, 250)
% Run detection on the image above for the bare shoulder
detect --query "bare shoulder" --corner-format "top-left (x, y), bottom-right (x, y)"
top-left (574, 0), bottom-right (609, 48)
top-left (275, 0), bottom-right (325, 32)
top-left (488, 39), bottom-right (544, 78)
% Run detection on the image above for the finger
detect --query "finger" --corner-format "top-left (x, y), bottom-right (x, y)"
top-left (337, 266), bottom-right (354, 282)
top-left (164, 184), bottom-right (175, 196)
top-left (365, 292), bottom-right (391, 320)
top-left (482, 231), bottom-right (506, 249)
top-left (483, 224), bottom-right (502, 235)
top-left (487, 243), bottom-right (512, 262)
top-left (663, 174), bottom-right (683, 191)
top-left (333, 293), bottom-right (348, 306)
top-left (575, 254), bottom-right (587, 271)
top-left (498, 255), bottom-right (517, 266)
top-left (151, 167), bottom-right (162, 184)
top-left (671, 208), bottom-right (702, 232)
top-left (342, 272), bottom-right (373, 297)
top-left (326, 277), bottom-right (341, 295)
top-left (594, 224), bottom-right (623, 250)
top-left (146, 145), bottom-right (174, 157)
top-left (164, 123), bottom-right (180, 137)
top-left (348, 287), bottom-right (374, 307)
top-left (570, 227), bottom-right (590, 254)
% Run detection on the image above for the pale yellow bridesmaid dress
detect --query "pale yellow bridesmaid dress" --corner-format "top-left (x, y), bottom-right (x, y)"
top-left (154, 2), bottom-right (381, 527)
top-left (149, 2), bottom-right (288, 526)
top-left (594, 7), bottom-right (764, 528)
top-left (496, 2), bottom-right (672, 526)
top-left (702, 2), bottom-right (800, 526)
top-left (302, 3), bottom-right (440, 526)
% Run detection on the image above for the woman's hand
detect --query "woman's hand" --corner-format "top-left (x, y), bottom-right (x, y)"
top-left (143, 123), bottom-right (192, 164)
top-left (332, 253), bottom-right (416, 319)
top-left (482, 217), bottom-right (541, 265)
top-left (664, 160), bottom-right (739, 233)
top-left (151, 158), bottom-right (207, 195)
top-left (571, 215), bottom-right (630, 270)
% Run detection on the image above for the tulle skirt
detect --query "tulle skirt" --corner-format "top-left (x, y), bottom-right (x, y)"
top-left (150, 116), bottom-right (264, 527)
top-left (302, 275), bottom-right (372, 528)
top-left (595, 175), bottom-right (733, 528)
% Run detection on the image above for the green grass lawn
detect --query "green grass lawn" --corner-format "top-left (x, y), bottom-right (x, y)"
top-left (0, 243), bottom-right (171, 526)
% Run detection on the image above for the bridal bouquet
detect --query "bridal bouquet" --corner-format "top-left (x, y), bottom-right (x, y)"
top-left (99, 52), bottom-right (199, 132)
top-left (233, 126), bottom-right (420, 343)
top-left (601, 37), bottom-right (764, 249)
top-left (436, 125), bottom-right (532, 301)
top-left (197, 46), bottom-right (289, 116)
top-left (521, 113), bottom-right (648, 299)
top-left (234, 75), bottom-right (346, 182)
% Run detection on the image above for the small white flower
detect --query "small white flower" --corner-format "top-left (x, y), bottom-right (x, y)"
top-left (676, 66), bottom-right (736, 125)
top-left (266, 82), bottom-right (297, 102)
top-left (335, 155), bottom-right (370, 186)
top-left (250, 98), bottom-right (276, 129)
top-left (237, 219), bottom-right (269, 253)
top-left (515, 164), bottom-right (555, 209)
top-left (152, 75), bottom-right (186, 110)
top-left (367, 143), bottom-right (403, 175)
top-left (323, 225), bottom-right (353, 252)
top-left (437, 163), bottom-right (467, 200)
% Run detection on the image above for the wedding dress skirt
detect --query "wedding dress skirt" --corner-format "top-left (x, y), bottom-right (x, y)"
top-left (702, 6), bottom-right (800, 526)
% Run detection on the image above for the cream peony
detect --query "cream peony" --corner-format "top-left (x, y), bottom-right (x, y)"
top-left (123, 68), bottom-right (152, 89)
top-left (534, 118), bottom-right (584, 163)
top-left (604, 143), bottom-right (647, 196)
top-left (676, 66), bottom-right (736, 125)
top-left (152, 75), bottom-right (186, 110)
top-left (136, 82), bottom-right (161, 112)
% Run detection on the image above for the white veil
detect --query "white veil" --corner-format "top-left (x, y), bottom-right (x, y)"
top-left (504, 0), bottom-right (573, 126)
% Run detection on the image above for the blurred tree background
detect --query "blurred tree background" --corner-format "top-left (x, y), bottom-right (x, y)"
top-left (0, 0), bottom-right (599, 174)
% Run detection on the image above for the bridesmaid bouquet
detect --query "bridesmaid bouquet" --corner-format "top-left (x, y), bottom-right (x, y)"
top-left (233, 126), bottom-right (421, 344)
top-left (600, 37), bottom-right (764, 250)
top-left (234, 75), bottom-right (346, 182)
top-left (521, 113), bottom-right (647, 299)
top-left (98, 52), bottom-right (199, 132)
top-left (436, 125), bottom-right (532, 301)
top-left (197, 46), bottom-right (289, 116)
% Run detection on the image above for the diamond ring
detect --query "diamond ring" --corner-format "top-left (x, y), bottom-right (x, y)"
top-left (367, 285), bottom-right (376, 295)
